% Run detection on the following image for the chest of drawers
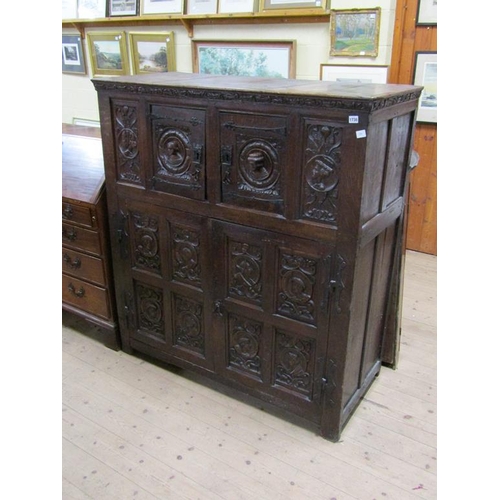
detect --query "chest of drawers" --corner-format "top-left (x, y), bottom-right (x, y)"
top-left (93, 72), bottom-right (421, 440)
top-left (62, 134), bottom-right (119, 350)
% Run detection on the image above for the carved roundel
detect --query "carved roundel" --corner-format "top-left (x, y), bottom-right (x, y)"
top-left (136, 229), bottom-right (158, 258)
top-left (278, 346), bottom-right (308, 375)
top-left (233, 329), bottom-right (259, 359)
top-left (238, 140), bottom-right (280, 191)
top-left (305, 154), bottom-right (339, 192)
top-left (282, 270), bottom-right (313, 304)
top-left (177, 311), bottom-right (201, 338)
top-left (157, 129), bottom-right (190, 175)
top-left (140, 296), bottom-right (162, 324)
top-left (117, 128), bottom-right (138, 159)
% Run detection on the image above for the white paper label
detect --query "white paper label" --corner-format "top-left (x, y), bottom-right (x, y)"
top-left (349, 116), bottom-right (359, 124)
top-left (356, 130), bottom-right (367, 139)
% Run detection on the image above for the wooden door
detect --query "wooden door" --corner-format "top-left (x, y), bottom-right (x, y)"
top-left (211, 220), bottom-right (334, 419)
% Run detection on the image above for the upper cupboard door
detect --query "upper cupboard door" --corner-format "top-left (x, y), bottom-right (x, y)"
top-left (218, 111), bottom-right (290, 215)
top-left (149, 104), bottom-right (207, 200)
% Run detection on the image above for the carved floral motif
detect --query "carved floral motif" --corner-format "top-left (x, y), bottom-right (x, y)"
top-left (132, 213), bottom-right (161, 274)
top-left (173, 295), bottom-right (205, 355)
top-left (228, 314), bottom-right (262, 377)
top-left (113, 104), bottom-right (141, 184)
top-left (228, 241), bottom-right (262, 303)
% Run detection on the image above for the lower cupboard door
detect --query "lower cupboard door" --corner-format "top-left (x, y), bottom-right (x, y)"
top-left (211, 220), bottom-right (334, 418)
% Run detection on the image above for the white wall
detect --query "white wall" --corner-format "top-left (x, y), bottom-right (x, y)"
top-left (62, 0), bottom-right (396, 124)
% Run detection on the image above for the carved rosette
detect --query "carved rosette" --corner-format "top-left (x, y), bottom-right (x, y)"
top-left (136, 283), bottom-right (164, 338)
top-left (228, 314), bottom-right (262, 378)
top-left (274, 331), bottom-right (314, 397)
top-left (228, 240), bottom-right (263, 303)
top-left (173, 295), bottom-right (205, 355)
top-left (132, 213), bottom-right (161, 274)
top-left (302, 124), bottom-right (342, 224)
top-left (172, 225), bottom-right (201, 288)
top-left (237, 140), bottom-right (280, 196)
top-left (113, 104), bottom-right (141, 184)
top-left (277, 253), bottom-right (317, 324)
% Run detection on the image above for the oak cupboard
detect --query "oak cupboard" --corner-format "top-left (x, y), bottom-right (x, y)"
top-left (93, 72), bottom-right (421, 440)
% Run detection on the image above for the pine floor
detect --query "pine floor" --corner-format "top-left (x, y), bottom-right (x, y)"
top-left (62, 249), bottom-right (437, 500)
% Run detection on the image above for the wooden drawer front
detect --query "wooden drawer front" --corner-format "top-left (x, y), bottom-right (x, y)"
top-left (62, 201), bottom-right (95, 228)
top-left (62, 223), bottom-right (101, 255)
top-left (62, 249), bottom-right (106, 286)
top-left (62, 275), bottom-right (110, 319)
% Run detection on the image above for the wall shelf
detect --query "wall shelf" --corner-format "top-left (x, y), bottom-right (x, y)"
top-left (62, 10), bottom-right (330, 38)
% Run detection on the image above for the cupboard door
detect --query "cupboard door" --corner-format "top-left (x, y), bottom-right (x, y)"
top-left (211, 220), bottom-right (334, 417)
top-left (117, 199), bottom-right (214, 370)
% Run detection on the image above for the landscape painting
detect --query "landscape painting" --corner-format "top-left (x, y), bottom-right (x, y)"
top-left (87, 32), bottom-right (129, 76)
top-left (129, 33), bottom-right (176, 74)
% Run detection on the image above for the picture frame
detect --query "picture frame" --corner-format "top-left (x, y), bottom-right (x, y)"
top-left (62, 34), bottom-right (87, 74)
top-left (77, 0), bottom-right (107, 18)
top-left (87, 32), bottom-right (130, 76)
top-left (320, 64), bottom-right (388, 84)
top-left (108, 0), bottom-right (140, 16)
top-left (192, 40), bottom-right (296, 78)
top-left (413, 51), bottom-right (437, 123)
top-left (416, 0), bottom-right (437, 26)
top-left (186, 0), bottom-right (217, 15)
top-left (129, 32), bottom-right (176, 74)
top-left (141, 0), bottom-right (184, 14)
top-left (259, 0), bottom-right (327, 12)
top-left (219, 0), bottom-right (257, 14)
top-left (330, 8), bottom-right (381, 58)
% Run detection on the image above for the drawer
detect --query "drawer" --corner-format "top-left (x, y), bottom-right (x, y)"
top-left (62, 223), bottom-right (101, 255)
top-left (62, 274), bottom-right (110, 319)
top-left (62, 201), bottom-right (96, 228)
top-left (62, 248), bottom-right (106, 286)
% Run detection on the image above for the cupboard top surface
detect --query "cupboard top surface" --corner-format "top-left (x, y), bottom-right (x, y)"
top-left (62, 134), bottom-right (105, 204)
top-left (92, 72), bottom-right (422, 111)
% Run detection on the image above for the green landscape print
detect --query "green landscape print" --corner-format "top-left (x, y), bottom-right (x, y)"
top-left (94, 41), bottom-right (122, 70)
top-left (198, 46), bottom-right (289, 78)
top-left (137, 41), bottom-right (168, 72)
top-left (334, 12), bottom-right (378, 55)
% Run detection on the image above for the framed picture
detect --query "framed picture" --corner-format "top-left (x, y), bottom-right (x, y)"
top-left (413, 51), bottom-right (437, 123)
top-left (129, 32), bottom-right (176, 74)
top-left (62, 34), bottom-right (86, 74)
top-left (141, 0), bottom-right (184, 14)
top-left (330, 8), bottom-right (381, 57)
top-left (186, 0), bottom-right (217, 14)
top-left (108, 0), bottom-right (139, 16)
top-left (219, 0), bottom-right (257, 14)
top-left (416, 0), bottom-right (437, 25)
top-left (320, 64), bottom-right (388, 84)
top-left (87, 32), bottom-right (130, 76)
top-left (77, 0), bottom-right (107, 18)
top-left (259, 0), bottom-right (327, 11)
top-left (192, 40), bottom-right (296, 78)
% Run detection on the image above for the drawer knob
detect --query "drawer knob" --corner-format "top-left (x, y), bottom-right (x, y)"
top-left (62, 227), bottom-right (77, 241)
top-left (68, 283), bottom-right (85, 298)
top-left (62, 204), bottom-right (73, 220)
top-left (63, 253), bottom-right (82, 269)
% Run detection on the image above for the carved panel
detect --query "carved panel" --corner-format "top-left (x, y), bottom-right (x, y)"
top-left (274, 331), bottom-right (315, 398)
top-left (301, 123), bottom-right (342, 224)
top-left (220, 112), bottom-right (287, 213)
top-left (277, 252), bottom-right (317, 325)
top-left (131, 212), bottom-right (161, 274)
top-left (150, 105), bottom-right (206, 198)
top-left (228, 240), bottom-right (263, 304)
top-left (173, 295), bottom-right (205, 356)
top-left (228, 314), bottom-right (262, 379)
top-left (136, 283), bottom-right (164, 339)
top-left (171, 225), bottom-right (202, 288)
top-left (113, 102), bottom-right (142, 185)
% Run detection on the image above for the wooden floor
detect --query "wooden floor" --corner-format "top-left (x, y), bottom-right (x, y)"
top-left (62, 250), bottom-right (437, 500)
